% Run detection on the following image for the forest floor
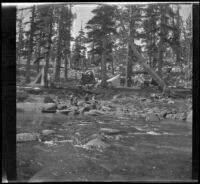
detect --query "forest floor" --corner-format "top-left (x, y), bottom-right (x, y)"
top-left (16, 84), bottom-right (192, 182)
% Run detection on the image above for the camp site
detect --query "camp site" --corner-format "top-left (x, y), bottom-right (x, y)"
top-left (15, 3), bottom-right (193, 182)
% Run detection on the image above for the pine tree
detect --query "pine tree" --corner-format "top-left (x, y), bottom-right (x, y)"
top-left (16, 11), bottom-right (24, 65)
top-left (51, 4), bottom-right (74, 81)
top-left (36, 5), bottom-right (54, 87)
top-left (141, 4), bottom-right (159, 68)
top-left (181, 13), bottom-right (192, 86)
top-left (116, 4), bottom-right (174, 95)
top-left (54, 6), bottom-right (65, 82)
top-left (60, 4), bottom-right (74, 79)
top-left (127, 5), bottom-right (143, 87)
top-left (77, 24), bottom-right (87, 70)
top-left (172, 5), bottom-right (182, 64)
top-left (139, 4), bottom-right (182, 78)
top-left (85, 5), bottom-right (117, 86)
top-left (72, 36), bottom-right (82, 71)
top-left (25, 6), bottom-right (36, 83)
top-left (115, 5), bottom-right (144, 86)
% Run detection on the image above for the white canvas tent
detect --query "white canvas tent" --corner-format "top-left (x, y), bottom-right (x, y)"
top-left (107, 74), bottom-right (121, 87)
top-left (95, 74), bottom-right (121, 88)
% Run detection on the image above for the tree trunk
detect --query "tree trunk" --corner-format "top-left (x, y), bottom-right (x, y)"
top-left (126, 6), bottom-right (134, 87)
top-left (129, 39), bottom-right (173, 95)
top-left (64, 55), bottom-right (69, 79)
top-left (111, 58), bottom-right (114, 75)
top-left (126, 44), bottom-right (133, 87)
top-left (65, 5), bottom-right (72, 79)
top-left (25, 6), bottom-right (35, 83)
top-left (54, 13), bottom-right (63, 82)
top-left (92, 41), bottom-right (94, 64)
top-left (36, 36), bottom-right (41, 74)
top-left (176, 6), bottom-right (181, 65)
top-left (44, 6), bottom-right (53, 88)
top-left (17, 12), bottom-right (23, 65)
top-left (157, 5), bottom-right (165, 77)
top-left (117, 7), bottom-right (173, 95)
top-left (36, 49), bottom-right (41, 74)
top-left (101, 37), bottom-right (107, 87)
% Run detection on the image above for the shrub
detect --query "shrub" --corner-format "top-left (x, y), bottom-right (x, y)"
top-left (44, 96), bottom-right (55, 103)
top-left (16, 90), bottom-right (29, 102)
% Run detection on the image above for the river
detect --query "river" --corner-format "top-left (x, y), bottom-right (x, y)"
top-left (17, 111), bottom-right (192, 181)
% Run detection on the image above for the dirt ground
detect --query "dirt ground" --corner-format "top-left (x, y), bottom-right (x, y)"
top-left (16, 86), bottom-right (192, 182)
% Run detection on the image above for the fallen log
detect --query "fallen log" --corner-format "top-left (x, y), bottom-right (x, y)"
top-left (129, 39), bottom-right (175, 97)
top-left (116, 10), bottom-right (175, 97)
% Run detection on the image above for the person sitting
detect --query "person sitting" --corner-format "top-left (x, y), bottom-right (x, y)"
top-left (70, 93), bottom-right (74, 105)
top-left (91, 94), bottom-right (98, 104)
top-left (84, 93), bottom-right (90, 103)
top-left (73, 96), bottom-right (78, 106)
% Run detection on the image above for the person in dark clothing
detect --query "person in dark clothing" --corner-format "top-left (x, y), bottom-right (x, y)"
top-left (69, 93), bottom-right (74, 105)
top-left (85, 93), bottom-right (90, 103)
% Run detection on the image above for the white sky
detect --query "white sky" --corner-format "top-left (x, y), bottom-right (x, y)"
top-left (14, 3), bottom-right (193, 42)
top-left (71, 4), bottom-right (193, 38)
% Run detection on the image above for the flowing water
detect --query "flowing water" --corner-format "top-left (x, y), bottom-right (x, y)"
top-left (17, 111), bottom-right (192, 181)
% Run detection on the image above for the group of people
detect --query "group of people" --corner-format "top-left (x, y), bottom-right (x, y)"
top-left (69, 93), bottom-right (98, 108)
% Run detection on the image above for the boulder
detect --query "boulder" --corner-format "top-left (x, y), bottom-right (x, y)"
top-left (84, 109), bottom-right (104, 116)
top-left (174, 112), bottom-right (186, 121)
top-left (17, 133), bottom-right (40, 142)
top-left (57, 104), bottom-right (67, 110)
top-left (145, 113), bottom-right (160, 122)
top-left (112, 94), bottom-right (122, 100)
top-left (77, 101), bottom-right (85, 106)
top-left (84, 138), bottom-right (109, 149)
top-left (101, 106), bottom-right (112, 111)
top-left (158, 110), bottom-right (168, 118)
top-left (100, 128), bottom-right (121, 135)
top-left (186, 111), bottom-right (192, 122)
top-left (67, 107), bottom-right (80, 116)
top-left (171, 108), bottom-right (177, 114)
top-left (167, 100), bottom-right (175, 105)
top-left (42, 103), bottom-right (57, 111)
top-left (42, 130), bottom-right (55, 136)
top-left (80, 105), bottom-right (92, 113)
top-left (153, 107), bottom-right (161, 113)
top-left (166, 113), bottom-right (176, 119)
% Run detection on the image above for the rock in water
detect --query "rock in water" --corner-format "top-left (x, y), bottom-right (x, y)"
top-left (100, 128), bottom-right (121, 135)
top-left (145, 113), bottom-right (160, 122)
top-left (42, 130), bottom-right (55, 136)
top-left (42, 103), bottom-right (57, 110)
top-left (186, 111), bottom-right (192, 122)
top-left (166, 113), bottom-right (176, 119)
top-left (57, 104), bottom-right (67, 110)
top-left (84, 138), bottom-right (109, 149)
top-left (17, 133), bottom-right (40, 142)
top-left (80, 105), bottom-right (92, 113)
top-left (158, 110), bottom-right (168, 118)
top-left (84, 110), bottom-right (104, 116)
top-left (101, 106), bottom-right (112, 111)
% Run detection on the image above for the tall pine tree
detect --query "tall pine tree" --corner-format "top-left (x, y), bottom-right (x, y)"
top-left (85, 5), bottom-right (117, 86)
